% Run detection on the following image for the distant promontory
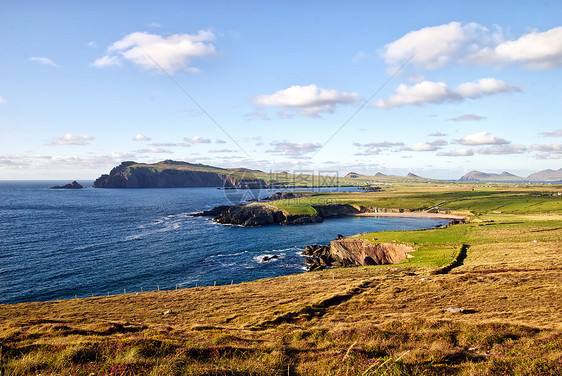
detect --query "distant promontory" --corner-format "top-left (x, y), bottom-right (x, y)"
top-left (93, 160), bottom-right (267, 188)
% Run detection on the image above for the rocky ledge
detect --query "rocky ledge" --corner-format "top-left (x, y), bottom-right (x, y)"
top-left (50, 181), bottom-right (83, 189)
top-left (194, 201), bottom-right (360, 226)
top-left (194, 203), bottom-right (323, 226)
top-left (303, 235), bottom-right (414, 271)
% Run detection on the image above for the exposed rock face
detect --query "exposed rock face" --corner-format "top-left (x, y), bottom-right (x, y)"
top-left (94, 161), bottom-right (266, 188)
top-left (50, 181), bottom-right (83, 189)
top-left (209, 204), bottom-right (323, 226)
top-left (195, 203), bottom-right (363, 227)
top-left (303, 236), bottom-right (414, 271)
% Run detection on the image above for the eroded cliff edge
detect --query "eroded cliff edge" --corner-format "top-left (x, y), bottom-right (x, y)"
top-left (303, 236), bottom-right (414, 271)
top-left (94, 161), bottom-right (266, 188)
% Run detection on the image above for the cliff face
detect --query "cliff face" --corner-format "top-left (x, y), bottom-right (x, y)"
top-left (94, 161), bottom-right (264, 188)
top-left (303, 237), bottom-right (413, 271)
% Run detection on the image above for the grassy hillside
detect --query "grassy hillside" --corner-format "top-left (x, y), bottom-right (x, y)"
top-left (269, 184), bottom-right (562, 216)
top-left (1, 185), bottom-right (561, 375)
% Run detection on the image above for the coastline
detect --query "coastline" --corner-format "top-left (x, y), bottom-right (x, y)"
top-left (353, 212), bottom-right (467, 220)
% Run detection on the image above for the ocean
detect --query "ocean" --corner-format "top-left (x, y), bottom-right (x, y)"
top-left (0, 182), bottom-right (450, 304)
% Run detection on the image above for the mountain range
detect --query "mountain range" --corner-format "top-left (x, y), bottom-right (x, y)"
top-left (458, 168), bottom-right (562, 182)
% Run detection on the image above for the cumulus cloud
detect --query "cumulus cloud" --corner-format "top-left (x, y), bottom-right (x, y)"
top-left (149, 142), bottom-right (178, 147)
top-left (540, 129), bottom-right (562, 137)
top-left (0, 153), bottom-right (137, 171)
top-left (449, 114), bottom-right (487, 122)
top-left (267, 141), bottom-right (322, 157)
top-left (49, 133), bottom-right (94, 146)
top-left (208, 148), bottom-right (237, 153)
top-left (532, 143), bottom-right (562, 159)
top-left (215, 139), bottom-right (227, 144)
top-left (382, 22), bottom-right (486, 70)
top-left (184, 136), bottom-right (211, 144)
top-left (437, 148), bottom-right (475, 157)
top-left (253, 84), bottom-right (358, 118)
top-left (456, 131), bottom-right (509, 146)
top-left (402, 139), bottom-right (447, 152)
top-left (476, 145), bottom-right (526, 155)
top-left (133, 134), bottom-right (151, 141)
top-left (473, 27), bottom-right (562, 69)
top-left (29, 57), bottom-right (60, 67)
top-left (353, 141), bottom-right (404, 155)
top-left (383, 23), bottom-right (562, 71)
top-left (93, 30), bottom-right (217, 73)
top-left (374, 78), bottom-right (519, 109)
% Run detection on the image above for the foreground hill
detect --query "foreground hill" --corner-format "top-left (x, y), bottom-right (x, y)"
top-left (1, 184), bottom-right (561, 375)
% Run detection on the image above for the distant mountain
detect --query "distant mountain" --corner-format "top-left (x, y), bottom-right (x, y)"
top-left (459, 169), bottom-right (562, 182)
top-left (407, 172), bottom-right (421, 178)
top-left (527, 168), bottom-right (562, 182)
top-left (345, 172), bottom-right (363, 178)
top-left (458, 170), bottom-right (525, 182)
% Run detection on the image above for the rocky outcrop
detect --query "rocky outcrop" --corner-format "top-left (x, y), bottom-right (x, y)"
top-left (50, 181), bottom-right (83, 189)
top-left (203, 204), bottom-right (323, 226)
top-left (195, 203), bottom-right (364, 226)
top-left (303, 236), bottom-right (414, 271)
top-left (94, 161), bottom-right (266, 188)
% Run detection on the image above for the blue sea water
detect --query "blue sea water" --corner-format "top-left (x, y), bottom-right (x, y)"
top-left (0, 182), bottom-right (450, 304)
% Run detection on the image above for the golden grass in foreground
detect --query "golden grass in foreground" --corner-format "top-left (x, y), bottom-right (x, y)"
top-left (1, 216), bottom-right (561, 375)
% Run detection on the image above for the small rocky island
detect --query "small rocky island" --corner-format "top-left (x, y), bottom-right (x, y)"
top-left (50, 181), bottom-right (83, 189)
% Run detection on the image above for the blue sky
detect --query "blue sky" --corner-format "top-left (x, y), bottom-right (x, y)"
top-left (1, 0), bottom-right (561, 180)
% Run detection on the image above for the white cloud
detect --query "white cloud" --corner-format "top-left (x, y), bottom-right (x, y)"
top-left (93, 31), bottom-right (217, 73)
top-left (29, 57), bottom-right (60, 67)
top-left (477, 145), bottom-right (526, 155)
top-left (473, 27), bottom-right (562, 69)
top-left (133, 134), bottom-right (151, 141)
top-left (456, 78), bottom-right (519, 98)
top-left (92, 55), bottom-right (121, 67)
top-left (382, 22), bottom-right (486, 70)
top-left (0, 96), bottom-right (6, 104)
top-left (267, 141), bottom-right (321, 157)
top-left (184, 136), bottom-right (211, 144)
top-left (448, 114), bottom-right (486, 122)
top-left (374, 78), bottom-right (518, 109)
top-left (437, 148), bottom-right (475, 157)
top-left (540, 129), bottom-right (562, 137)
top-left (532, 143), bottom-right (562, 159)
top-left (403, 140), bottom-right (447, 152)
top-left (383, 23), bottom-right (562, 71)
top-left (215, 139), bottom-right (227, 144)
top-left (456, 131), bottom-right (509, 146)
top-left (209, 148), bottom-right (237, 153)
top-left (253, 84), bottom-right (358, 118)
top-left (49, 133), bottom-right (94, 146)
top-left (374, 81), bottom-right (459, 108)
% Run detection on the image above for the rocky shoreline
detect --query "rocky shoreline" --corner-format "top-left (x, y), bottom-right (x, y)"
top-left (194, 201), bottom-right (466, 227)
top-left (303, 235), bottom-right (415, 271)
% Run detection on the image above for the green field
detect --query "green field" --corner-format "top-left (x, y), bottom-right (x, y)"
top-left (1, 184), bottom-right (561, 375)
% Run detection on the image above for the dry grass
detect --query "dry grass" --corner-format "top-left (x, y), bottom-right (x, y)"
top-left (1, 213), bottom-right (561, 375)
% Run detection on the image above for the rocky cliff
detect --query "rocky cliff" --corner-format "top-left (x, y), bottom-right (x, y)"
top-left (94, 161), bottom-right (266, 188)
top-left (194, 203), bottom-right (363, 226)
top-left (303, 236), bottom-right (414, 271)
